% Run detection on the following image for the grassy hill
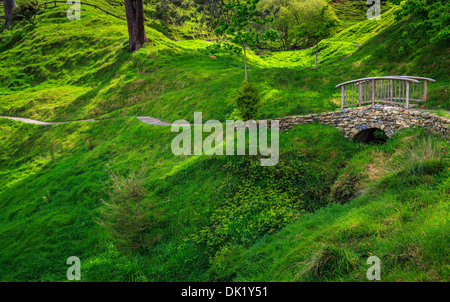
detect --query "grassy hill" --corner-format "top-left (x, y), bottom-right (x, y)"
top-left (0, 0), bottom-right (449, 281)
top-left (1, 2), bottom-right (448, 123)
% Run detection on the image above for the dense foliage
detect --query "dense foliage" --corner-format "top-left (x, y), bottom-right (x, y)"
top-left (390, 0), bottom-right (449, 44)
top-left (258, 0), bottom-right (339, 50)
top-left (11, 0), bottom-right (40, 25)
top-left (153, 0), bottom-right (190, 29)
top-left (191, 158), bottom-right (304, 250)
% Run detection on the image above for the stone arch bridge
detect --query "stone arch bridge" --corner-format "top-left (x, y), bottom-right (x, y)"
top-left (277, 104), bottom-right (449, 142)
top-left (276, 76), bottom-right (448, 142)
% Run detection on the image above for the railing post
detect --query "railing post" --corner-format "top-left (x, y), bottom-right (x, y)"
top-left (358, 84), bottom-right (362, 106)
top-left (406, 81), bottom-right (410, 109)
top-left (419, 80), bottom-right (422, 101)
top-left (390, 80), bottom-right (393, 102)
top-left (54, 0), bottom-right (56, 7)
top-left (372, 80), bottom-right (375, 105)
top-left (341, 86), bottom-right (344, 110)
top-left (424, 80), bottom-right (428, 102)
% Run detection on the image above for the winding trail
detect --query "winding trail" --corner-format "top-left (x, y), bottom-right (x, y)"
top-left (135, 116), bottom-right (171, 126)
top-left (0, 116), bottom-right (171, 126)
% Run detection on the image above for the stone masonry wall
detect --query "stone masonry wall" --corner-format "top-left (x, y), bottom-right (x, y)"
top-left (277, 104), bottom-right (450, 139)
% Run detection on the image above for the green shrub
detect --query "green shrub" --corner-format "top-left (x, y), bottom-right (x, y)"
top-left (192, 182), bottom-right (300, 249)
top-left (190, 157), bottom-right (307, 250)
top-left (232, 80), bottom-right (262, 121)
top-left (201, 42), bottom-right (241, 56)
top-left (11, 0), bottom-right (40, 26)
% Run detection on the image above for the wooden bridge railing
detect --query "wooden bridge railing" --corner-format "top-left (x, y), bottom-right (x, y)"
top-left (336, 76), bottom-right (436, 110)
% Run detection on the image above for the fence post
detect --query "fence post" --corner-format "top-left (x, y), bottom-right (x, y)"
top-left (54, 0), bottom-right (56, 7)
top-left (372, 80), bottom-right (375, 105)
top-left (341, 86), bottom-right (344, 110)
top-left (390, 80), bottom-right (393, 103)
top-left (358, 84), bottom-right (362, 106)
top-left (406, 81), bottom-right (410, 109)
top-left (424, 80), bottom-right (428, 102)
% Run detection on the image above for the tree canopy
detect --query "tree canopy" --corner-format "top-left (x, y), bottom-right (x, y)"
top-left (258, 0), bottom-right (339, 50)
top-left (390, 0), bottom-right (449, 44)
top-left (214, 0), bottom-right (277, 80)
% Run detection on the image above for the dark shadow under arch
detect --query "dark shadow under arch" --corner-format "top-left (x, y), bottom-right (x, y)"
top-left (353, 128), bottom-right (388, 144)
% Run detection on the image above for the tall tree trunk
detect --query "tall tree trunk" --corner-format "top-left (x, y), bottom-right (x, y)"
top-left (3, 0), bottom-right (17, 29)
top-left (124, 0), bottom-right (147, 52)
top-left (243, 43), bottom-right (248, 81)
top-left (315, 42), bottom-right (318, 69)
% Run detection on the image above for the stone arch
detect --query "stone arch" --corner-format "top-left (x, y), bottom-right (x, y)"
top-left (277, 105), bottom-right (449, 140)
top-left (353, 128), bottom-right (389, 143)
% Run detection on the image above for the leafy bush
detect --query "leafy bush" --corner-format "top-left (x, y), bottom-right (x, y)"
top-left (95, 167), bottom-right (162, 252)
top-left (192, 182), bottom-right (300, 249)
top-left (190, 157), bottom-right (307, 251)
top-left (11, 0), bottom-right (40, 26)
top-left (232, 80), bottom-right (262, 121)
top-left (201, 42), bottom-right (241, 56)
top-left (153, 0), bottom-right (190, 29)
top-left (258, 0), bottom-right (338, 51)
top-left (390, 0), bottom-right (449, 44)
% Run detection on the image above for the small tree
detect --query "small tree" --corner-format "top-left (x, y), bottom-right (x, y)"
top-left (215, 0), bottom-right (278, 80)
top-left (295, 5), bottom-right (339, 69)
top-left (11, 0), bottom-right (40, 26)
top-left (233, 80), bottom-right (262, 121)
top-left (95, 168), bottom-right (159, 252)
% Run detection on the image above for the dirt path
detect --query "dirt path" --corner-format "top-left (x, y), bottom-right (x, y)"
top-left (136, 116), bottom-right (170, 126)
top-left (0, 116), bottom-right (170, 126)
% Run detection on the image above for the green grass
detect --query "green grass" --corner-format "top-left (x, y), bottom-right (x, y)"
top-left (1, 116), bottom-right (447, 281)
top-left (0, 117), bottom-right (223, 281)
top-left (0, 117), bottom-right (362, 281)
top-left (206, 129), bottom-right (450, 282)
top-left (0, 0), bottom-right (449, 282)
top-left (328, 0), bottom-right (395, 29)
